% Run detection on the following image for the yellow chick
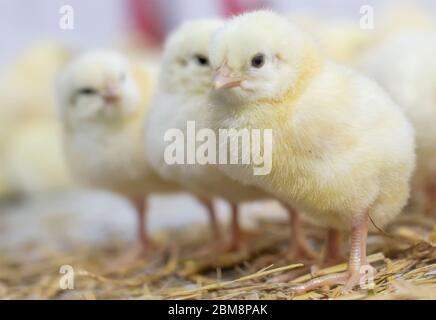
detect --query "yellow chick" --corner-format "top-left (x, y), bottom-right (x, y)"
top-left (56, 50), bottom-right (183, 260)
top-left (359, 31), bottom-right (436, 215)
top-left (288, 13), bottom-right (373, 66)
top-left (145, 19), bottom-right (315, 257)
top-left (3, 119), bottom-right (72, 196)
top-left (208, 11), bottom-right (415, 292)
top-left (288, 2), bottom-right (435, 67)
top-left (0, 42), bottom-right (71, 122)
top-left (375, 2), bottom-right (435, 41)
top-left (0, 42), bottom-right (72, 197)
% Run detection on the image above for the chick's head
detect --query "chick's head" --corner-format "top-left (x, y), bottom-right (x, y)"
top-left (57, 50), bottom-right (140, 124)
top-left (159, 19), bottom-right (223, 95)
top-left (209, 10), bottom-right (317, 105)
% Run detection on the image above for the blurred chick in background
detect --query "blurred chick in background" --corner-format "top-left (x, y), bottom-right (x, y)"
top-left (374, 2), bottom-right (435, 42)
top-left (0, 42), bottom-right (73, 200)
top-left (359, 31), bottom-right (436, 216)
top-left (0, 43), bottom-right (71, 121)
top-left (208, 11), bottom-right (415, 292)
top-left (146, 19), bottom-right (316, 258)
top-left (288, 13), bottom-right (373, 66)
top-left (289, 2), bottom-right (435, 66)
top-left (146, 19), bottom-right (258, 252)
top-left (56, 50), bottom-right (183, 262)
top-left (3, 120), bottom-right (71, 197)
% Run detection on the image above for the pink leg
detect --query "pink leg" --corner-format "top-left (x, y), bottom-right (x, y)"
top-left (291, 212), bottom-right (372, 294)
top-left (105, 196), bottom-right (151, 271)
top-left (132, 196), bottom-right (152, 253)
top-left (197, 198), bottom-right (226, 251)
top-left (228, 203), bottom-right (244, 251)
top-left (424, 179), bottom-right (436, 216)
top-left (324, 228), bottom-right (345, 265)
top-left (310, 228), bottom-right (345, 276)
top-left (267, 206), bottom-right (317, 283)
top-left (286, 206), bottom-right (318, 261)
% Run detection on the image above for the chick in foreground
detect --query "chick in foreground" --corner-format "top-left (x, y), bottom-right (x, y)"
top-left (359, 32), bottom-right (436, 216)
top-left (146, 19), bottom-right (315, 257)
top-left (56, 50), bottom-right (183, 260)
top-left (208, 11), bottom-right (415, 292)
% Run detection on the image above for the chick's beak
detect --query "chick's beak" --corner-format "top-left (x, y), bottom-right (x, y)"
top-left (103, 80), bottom-right (121, 104)
top-left (213, 64), bottom-right (242, 90)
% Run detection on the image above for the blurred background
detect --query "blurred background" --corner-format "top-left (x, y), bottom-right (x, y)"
top-left (2, 0), bottom-right (436, 69)
top-left (0, 0), bottom-right (435, 253)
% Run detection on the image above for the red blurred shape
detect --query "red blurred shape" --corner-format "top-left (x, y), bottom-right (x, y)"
top-left (222, 0), bottom-right (267, 17)
top-left (128, 0), bottom-right (165, 45)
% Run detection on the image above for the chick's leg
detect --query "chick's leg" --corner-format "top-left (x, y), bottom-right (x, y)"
top-left (286, 206), bottom-right (318, 261)
top-left (291, 212), bottom-right (372, 295)
top-left (125, 196), bottom-right (155, 258)
top-left (133, 196), bottom-right (152, 253)
top-left (197, 197), bottom-right (227, 252)
top-left (310, 228), bottom-right (345, 277)
top-left (228, 203), bottom-right (244, 251)
top-left (200, 198), bottom-right (221, 242)
top-left (105, 196), bottom-right (151, 272)
top-left (267, 206), bottom-right (318, 283)
top-left (324, 228), bottom-right (345, 265)
top-left (424, 178), bottom-right (436, 216)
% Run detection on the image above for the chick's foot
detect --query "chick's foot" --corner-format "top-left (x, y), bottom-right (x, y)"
top-left (104, 240), bottom-right (155, 273)
top-left (287, 237), bottom-right (319, 262)
top-left (290, 212), bottom-right (372, 295)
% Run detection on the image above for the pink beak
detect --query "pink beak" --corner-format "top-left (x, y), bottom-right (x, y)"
top-left (213, 64), bottom-right (242, 90)
top-left (103, 80), bottom-right (121, 103)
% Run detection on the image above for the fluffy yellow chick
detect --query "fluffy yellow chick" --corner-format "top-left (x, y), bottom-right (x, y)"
top-left (145, 19), bottom-right (315, 257)
top-left (288, 2), bottom-right (435, 66)
top-left (375, 2), bottom-right (435, 41)
top-left (56, 50), bottom-right (183, 259)
top-left (208, 11), bottom-right (415, 292)
top-left (3, 119), bottom-right (72, 196)
top-left (0, 42), bottom-right (72, 197)
top-left (0, 42), bottom-right (71, 122)
top-left (288, 13), bottom-right (373, 65)
top-left (359, 31), bottom-right (436, 215)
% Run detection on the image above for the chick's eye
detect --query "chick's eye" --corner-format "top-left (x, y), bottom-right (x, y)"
top-left (194, 54), bottom-right (209, 66)
top-left (78, 87), bottom-right (98, 95)
top-left (251, 54), bottom-right (265, 68)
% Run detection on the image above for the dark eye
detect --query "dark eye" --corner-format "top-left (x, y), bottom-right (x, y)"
top-left (78, 87), bottom-right (98, 95)
top-left (251, 53), bottom-right (265, 68)
top-left (194, 54), bottom-right (209, 66)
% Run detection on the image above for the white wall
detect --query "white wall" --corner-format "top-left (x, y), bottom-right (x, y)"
top-left (0, 0), bottom-right (127, 68)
